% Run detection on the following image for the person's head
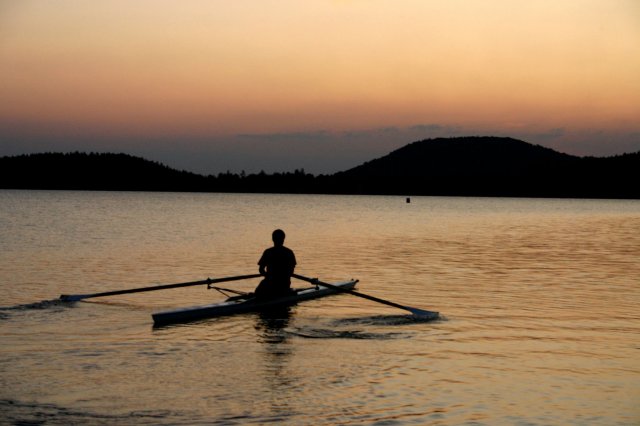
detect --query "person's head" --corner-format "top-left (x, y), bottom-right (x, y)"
top-left (272, 229), bottom-right (286, 246)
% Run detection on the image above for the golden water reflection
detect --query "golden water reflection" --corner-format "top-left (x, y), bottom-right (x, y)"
top-left (1, 191), bottom-right (638, 424)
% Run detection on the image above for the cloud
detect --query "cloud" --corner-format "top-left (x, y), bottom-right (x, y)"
top-left (530, 128), bottom-right (566, 140)
top-left (236, 131), bottom-right (331, 143)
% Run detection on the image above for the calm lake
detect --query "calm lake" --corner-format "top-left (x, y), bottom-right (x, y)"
top-left (1, 190), bottom-right (639, 425)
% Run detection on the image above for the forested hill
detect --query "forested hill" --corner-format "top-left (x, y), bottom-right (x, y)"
top-left (338, 137), bottom-right (574, 178)
top-left (333, 137), bottom-right (640, 198)
top-left (0, 152), bottom-right (316, 193)
top-left (0, 152), bottom-right (209, 192)
top-left (1, 137), bottom-right (639, 198)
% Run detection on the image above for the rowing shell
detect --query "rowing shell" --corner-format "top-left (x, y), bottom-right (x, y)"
top-left (152, 279), bottom-right (358, 326)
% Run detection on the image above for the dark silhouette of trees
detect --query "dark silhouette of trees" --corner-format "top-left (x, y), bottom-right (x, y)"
top-left (1, 137), bottom-right (638, 198)
top-left (0, 152), bottom-right (209, 192)
top-left (331, 137), bottom-right (639, 198)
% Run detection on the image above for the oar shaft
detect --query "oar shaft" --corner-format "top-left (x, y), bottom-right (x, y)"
top-left (292, 273), bottom-right (438, 319)
top-left (60, 273), bottom-right (262, 301)
top-left (293, 274), bottom-right (407, 311)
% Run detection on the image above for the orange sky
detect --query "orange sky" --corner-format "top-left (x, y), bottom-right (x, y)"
top-left (1, 1), bottom-right (639, 173)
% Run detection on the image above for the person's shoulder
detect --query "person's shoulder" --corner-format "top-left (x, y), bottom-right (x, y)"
top-left (283, 246), bottom-right (296, 261)
top-left (262, 246), bottom-right (277, 256)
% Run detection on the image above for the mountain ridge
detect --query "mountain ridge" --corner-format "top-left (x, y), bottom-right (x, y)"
top-left (1, 137), bottom-right (638, 198)
top-left (338, 136), bottom-right (577, 178)
top-left (333, 136), bottom-right (639, 197)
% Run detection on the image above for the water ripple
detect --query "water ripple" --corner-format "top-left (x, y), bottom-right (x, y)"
top-left (0, 399), bottom-right (189, 426)
top-left (332, 314), bottom-right (444, 326)
top-left (1, 192), bottom-right (638, 425)
top-left (285, 327), bottom-right (410, 340)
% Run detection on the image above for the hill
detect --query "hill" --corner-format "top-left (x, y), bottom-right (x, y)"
top-left (0, 152), bottom-right (210, 192)
top-left (332, 137), bottom-right (640, 198)
top-left (1, 137), bottom-right (638, 198)
top-left (0, 152), bottom-right (317, 193)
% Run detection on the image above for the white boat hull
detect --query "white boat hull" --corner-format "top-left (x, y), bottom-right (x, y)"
top-left (152, 280), bottom-right (358, 326)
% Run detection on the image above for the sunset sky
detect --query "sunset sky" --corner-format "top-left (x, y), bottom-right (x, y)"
top-left (1, 1), bottom-right (639, 174)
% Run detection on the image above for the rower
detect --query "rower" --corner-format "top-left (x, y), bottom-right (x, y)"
top-left (254, 229), bottom-right (297, 299)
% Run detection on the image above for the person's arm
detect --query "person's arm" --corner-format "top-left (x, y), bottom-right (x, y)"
top-left (289, 251), bottom-right (297, 275)
top-left (258, 249), bottom-right (268, 276)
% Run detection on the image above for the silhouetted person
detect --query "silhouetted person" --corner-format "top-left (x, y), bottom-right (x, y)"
top-left (254, 229), bottom-right (297, 299)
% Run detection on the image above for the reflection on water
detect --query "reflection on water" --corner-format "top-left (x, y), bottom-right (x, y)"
top-left (1, 191), bottom-right (639, 425)
top-left (333, 314), bottom-right (446, 326)
top-left (285, 327), bottom-right (410, 340)
top-left (254, 306), bottom-right (298, 422)
top-left (255, 305), bottom-right (293, 344)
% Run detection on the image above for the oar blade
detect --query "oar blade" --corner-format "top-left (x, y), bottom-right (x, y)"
top-left (293, 273), bottom-right (439, 319)
top-left (59, 294), bottom-right (86, 302)
top-left (405, 306), bottom-right (439, 320)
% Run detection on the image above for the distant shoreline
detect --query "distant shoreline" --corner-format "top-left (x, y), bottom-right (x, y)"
top-left (2, 137), bottom-right (639, 199)
top-left (2, 188), bottom-right (639, 203)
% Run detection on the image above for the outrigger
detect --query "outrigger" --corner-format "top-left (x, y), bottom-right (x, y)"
top-left (151, 279), bottom-right (359, 326)
top-left (60, 273), bottom-right (439, 326)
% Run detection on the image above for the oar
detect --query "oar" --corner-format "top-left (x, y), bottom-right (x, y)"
top-left (292, 274), bottom-right (438, 319)
top-left (60, 273), bottom-right (262, 302)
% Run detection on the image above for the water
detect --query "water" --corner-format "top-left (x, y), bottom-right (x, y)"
top-left (1, 190), bottom-right (638, 425)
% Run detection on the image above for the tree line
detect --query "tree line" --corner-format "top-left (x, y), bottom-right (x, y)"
top-left (2, 137), bottom-right (639, 199)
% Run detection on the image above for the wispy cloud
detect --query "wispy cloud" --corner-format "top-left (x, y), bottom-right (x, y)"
top-left (235, 123), bottom-right (465, 145)
top-left (528, 128), bottom-right (566, 140)
top-left (236, 131), bottom-right (331, 143)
